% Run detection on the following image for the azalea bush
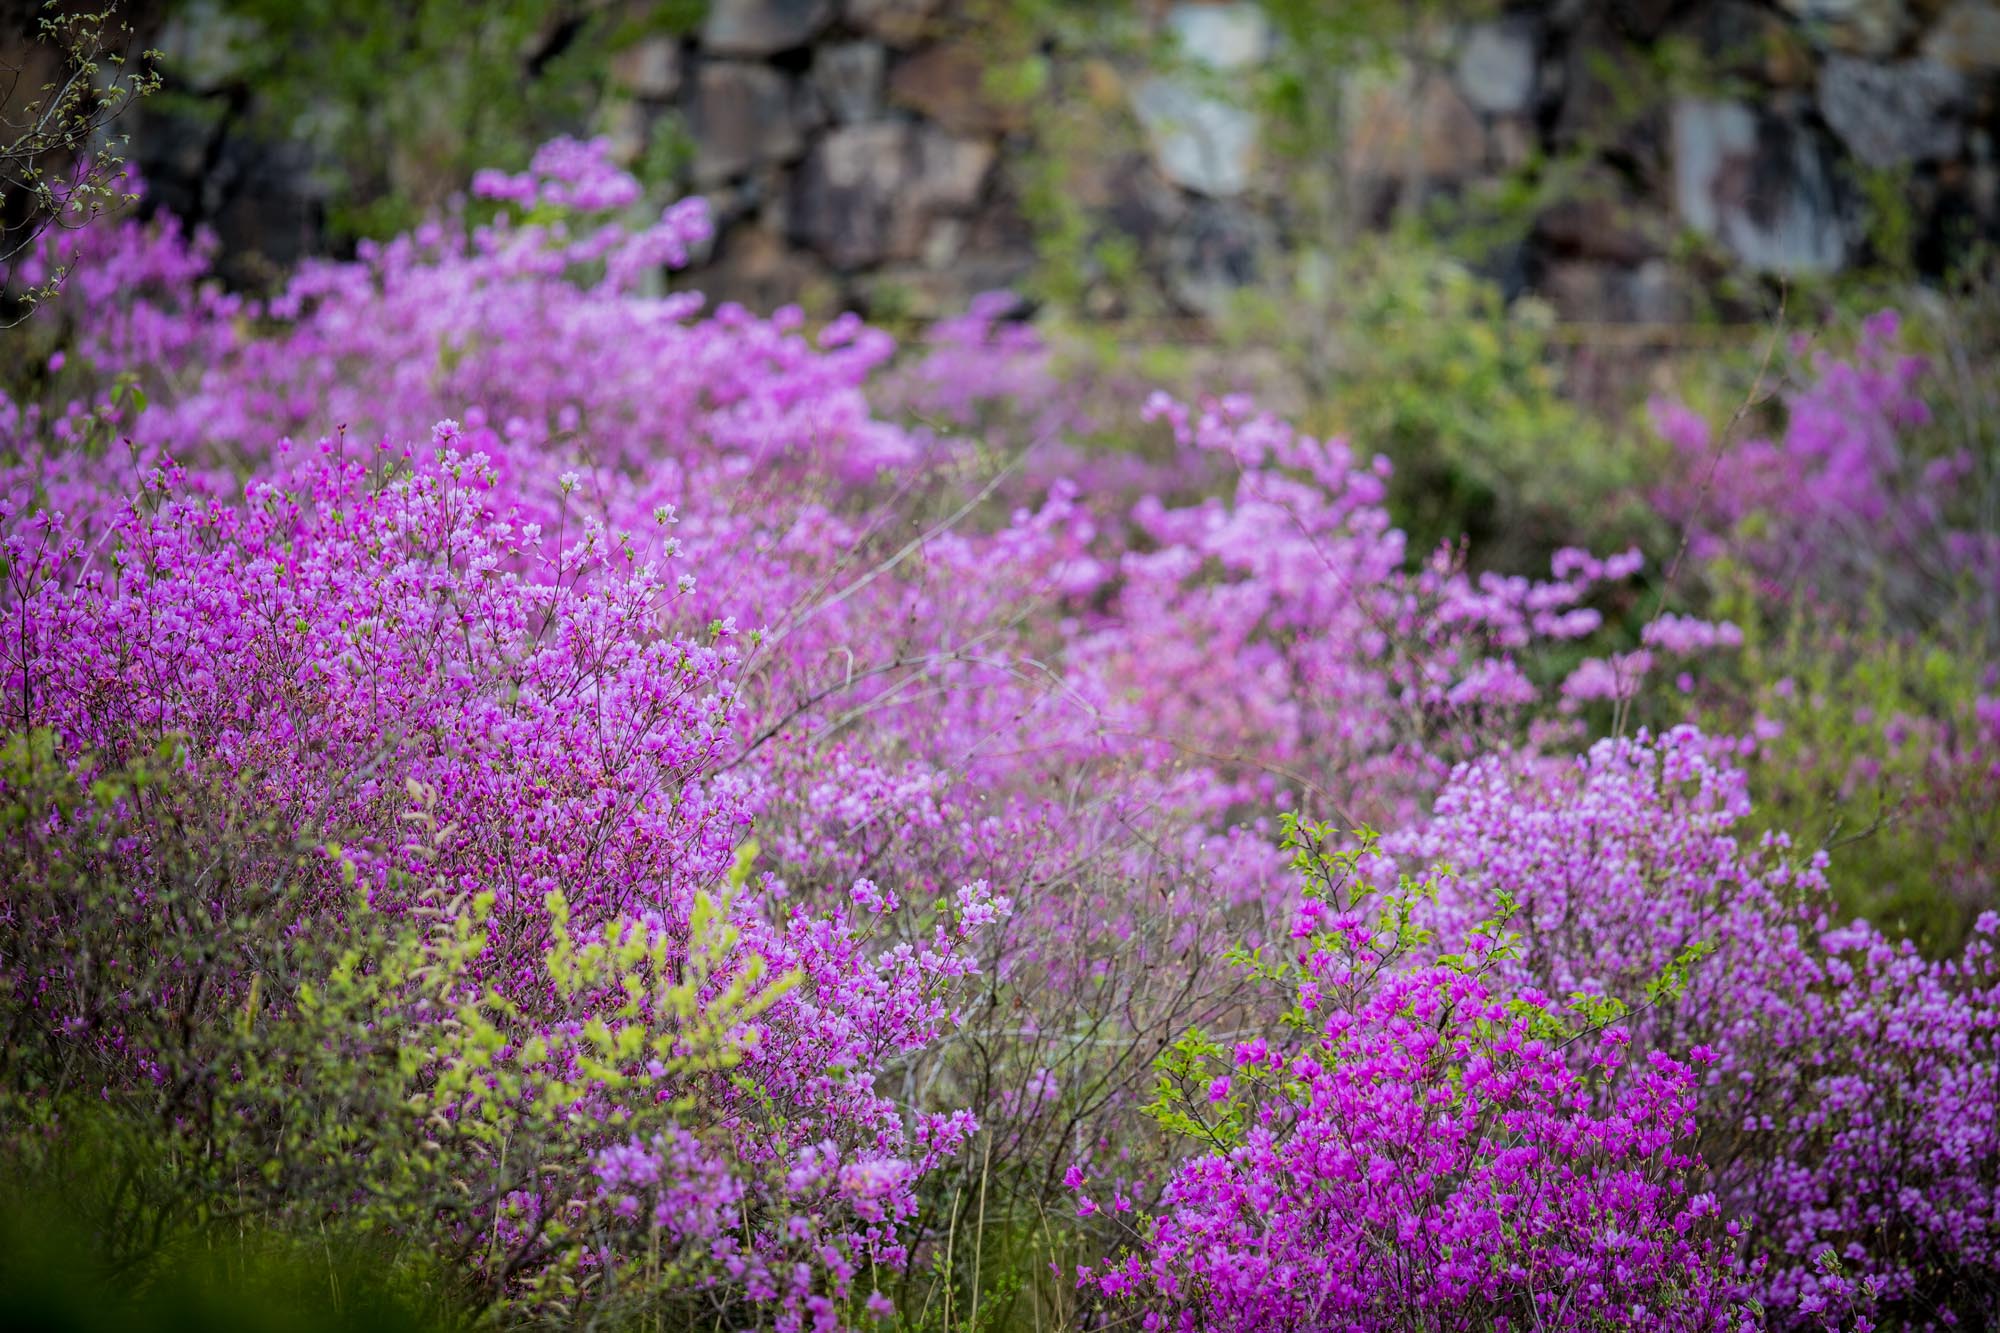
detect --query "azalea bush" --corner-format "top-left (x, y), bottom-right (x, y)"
top-left (1077, 819), bottom-right (1754, 1331)
top-left (1395, 730), bottom-right (2000, 1325)
top-left (2, 137), bottom-right (1996, 1331)
top-left (1649, 307), bottom-right (2000, 954)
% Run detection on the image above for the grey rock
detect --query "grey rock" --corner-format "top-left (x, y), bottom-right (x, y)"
top-left (921, 218), bottom-right (966, 269)
top-left (1922, 0), bottom-right (2000, 73)
top-left (1691, 2), bottom-right (1817, 85)
top-left (791, 79), bottom-right (828, 139)
top-left (1127, 3), bottom-right (1270, 197)
top-left (888, 42), bottom-right (1028, 135)
top-left (1455, 18), bottom-right (1540, 115)
top-left (1345, 65), bottom-right (1486, 182)
top-left (858, 253), bottom-right (1035, 318)
top-left (701, 224), bottom-right (838, 313)
top-left (844, 0), bottom-right (938, 45)
top-left (910, 127), bottom-right (995, 210)
top-left (1672, 98), bottom-right (1847, 273)
top-left (1130, 76), bottom-right (1260, 197)
top-left (1626, 259), bottom-right (1686, 324)
top-left (612, 36), bottom-right (682, 99)
top-left (811, 123), bottom-right (912, 193)
top-left (791, 122), bottom-right (995, 268)
top-left (1165, 199), bottom-right (1272, 317)
top-left (691, 176), bottom-right (756, 231)
top-left (1490, 115), bottom-right (1536, 169)
top-left (602, 101), bottom-right (649, 167)
top-left (1818, 56), bottom-right (1963, 169)
top-left (1537, 185), bottom-right (1670, 264)
top-left (1774, 0), bottom-right (1909, 56)
top-left (1163, 2), bottom-right (1271, 71)
top-left (793, 123), bottom-right (914, 267)
top-left (1544, 258), bottom-right (1689, 323)
top-left (687, 63), bottom-right (802, 185)
top-left (811, 42), bottom-right (886, 124)
top-left (702, 0), bottom-right (833, 56)
top-left (1094, 154), bottom-right (1189, 242)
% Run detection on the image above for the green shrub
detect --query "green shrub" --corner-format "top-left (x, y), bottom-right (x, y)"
top-left (0, 733), bottom-right (786, 1328)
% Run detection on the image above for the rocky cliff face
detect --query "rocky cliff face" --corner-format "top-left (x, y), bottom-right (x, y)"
top-left (133, 0), bottom-right (2000, 321)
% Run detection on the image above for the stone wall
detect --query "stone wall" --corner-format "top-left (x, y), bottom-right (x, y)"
top-left (135, 0), bottom-right (2000, 323)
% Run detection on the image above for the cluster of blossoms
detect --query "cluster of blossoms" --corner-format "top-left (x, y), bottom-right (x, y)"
top-left (1077, 729), bottom-right (2000, 1330)
top-left (1104, 1014), bottom-right (1747, 1331)
top-left (1078, 864), bottom-right (1754, 1330)
top-left (0, 427), bottom-right (992, 1325)
top-left (1652, 309), bottom-right (1996, 621)
top-left (1392, 730), bottom-right (2000, 1325)
top-left (3, 137), bottom-right (1995, 1329)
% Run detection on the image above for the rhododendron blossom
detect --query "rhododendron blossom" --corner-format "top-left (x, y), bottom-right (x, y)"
top-left (3, 138), bottom-right (1994, 1331)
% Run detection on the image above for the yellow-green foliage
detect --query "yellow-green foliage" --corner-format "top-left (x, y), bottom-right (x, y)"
top-left (1244, 238), bottom-right (1658, 566)
top-left (0, 742), bottom-right (792, 1325)
top-left (1687, 586), bottom-right (1999, 956)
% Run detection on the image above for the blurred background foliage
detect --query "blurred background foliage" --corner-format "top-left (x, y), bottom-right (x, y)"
top-left (138, 0), bottom-right (702, 243)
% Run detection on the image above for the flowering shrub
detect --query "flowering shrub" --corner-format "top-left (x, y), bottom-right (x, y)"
top-left (1652, 310), bottom-right (1996, 624)
top-left (3, 138), bottom-right (1996, 1331)
top-left (1081, 822), bottom-right (1752, 1331)
top-left (0, 435), bottom-right (992, 1326)
top-left (1680, 612), bottom-right (2000, 952)
top-left (1396, 730), bottom-right (2000, 1327)
top-left (1644, 309), bottom-right (2000, 955)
